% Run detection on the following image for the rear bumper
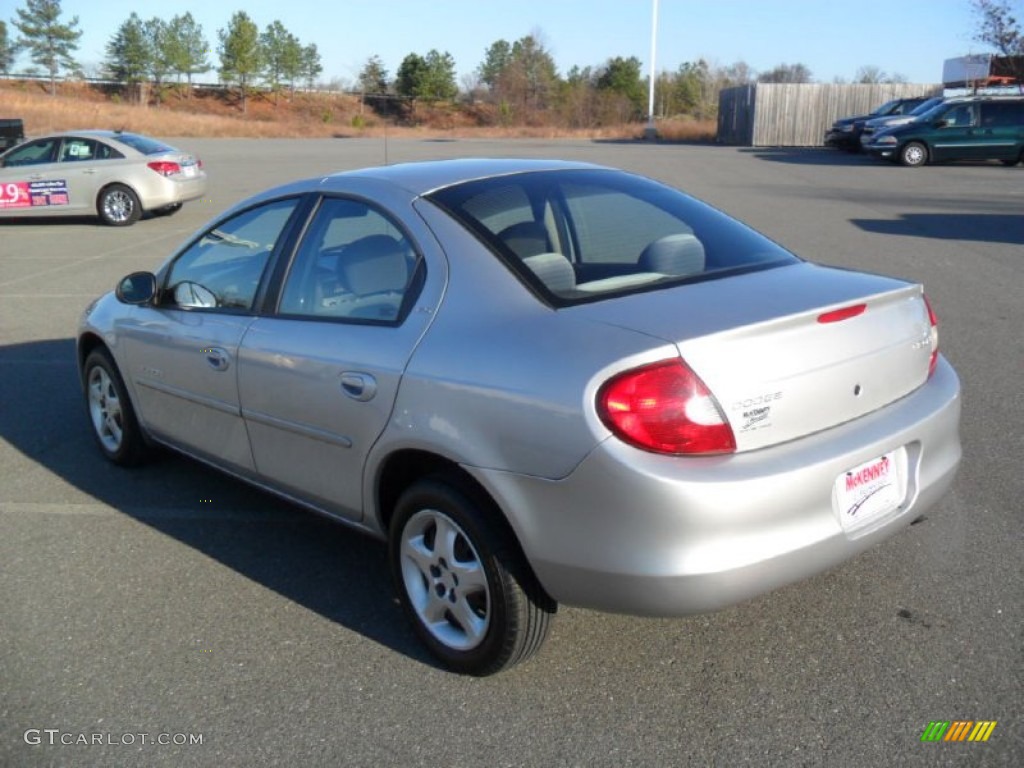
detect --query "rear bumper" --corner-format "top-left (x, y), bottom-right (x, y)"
top-left (473, 358), bottom-right (961, 616)
top-left (141, 172), bottom-right (208, 210)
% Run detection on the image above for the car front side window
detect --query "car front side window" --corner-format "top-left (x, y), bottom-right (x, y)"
top-left (163, 198), bottom-right (300, 312)
top-left (2, 138), bottom-right (59, 167)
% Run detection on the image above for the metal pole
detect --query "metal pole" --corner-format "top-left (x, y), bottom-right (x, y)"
top-left (645, 0), bottom-right (659, 140)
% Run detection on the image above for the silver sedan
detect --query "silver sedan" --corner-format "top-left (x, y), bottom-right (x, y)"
top-left (0, 130), bottom-right (207, 225)
top-left (77, 159), bottom-right (961, 674)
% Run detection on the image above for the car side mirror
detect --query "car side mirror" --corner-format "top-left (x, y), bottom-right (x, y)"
top-left (115, 271), bottom-right (157, 305)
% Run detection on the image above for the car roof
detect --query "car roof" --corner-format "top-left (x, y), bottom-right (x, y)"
top-left (318, 157), bottom-right (608, 196)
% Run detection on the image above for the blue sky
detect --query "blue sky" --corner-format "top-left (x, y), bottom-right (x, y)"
top-left (7, 0), bottom-right (990, 85)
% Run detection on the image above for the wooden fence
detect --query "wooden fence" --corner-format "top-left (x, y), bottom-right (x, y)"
top-left (718, 83), bottom-right (944, 146)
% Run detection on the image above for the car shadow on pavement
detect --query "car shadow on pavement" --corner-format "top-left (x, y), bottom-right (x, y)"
top-left (851, 213), bottom-right (1024, 245)
top-left (740, 147), bottom-right (874, 166)
top-left (0, 337), bottom-right (437, 669)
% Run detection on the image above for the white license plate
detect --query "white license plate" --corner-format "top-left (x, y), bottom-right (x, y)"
top-left (834, 448), bottom-right (906, 533)
top-left (181, 165), bottom-right (197, 178)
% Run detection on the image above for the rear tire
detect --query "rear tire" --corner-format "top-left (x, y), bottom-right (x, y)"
top-left (83, 348), bottom-right (150, 466)
top-left (389, 475), bottom-right (555, 675)
top-left (899, 142), bottom-right (928, 167)
top-left (98, 184), bottom-right (142, 226)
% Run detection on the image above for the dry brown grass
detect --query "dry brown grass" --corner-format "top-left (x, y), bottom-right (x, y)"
top-left (0, 79), bottom-right (717, 142)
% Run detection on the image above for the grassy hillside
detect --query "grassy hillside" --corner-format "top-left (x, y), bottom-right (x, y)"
top-left (0, 79), bottom-right (716, 141)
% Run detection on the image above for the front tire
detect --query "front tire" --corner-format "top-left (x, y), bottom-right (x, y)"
top-left (389, 476), bottom-right (555, 675)
top-left (98, 184), bottom-right (142, 226)
top-left (83, 348), bottom-right (150, 466)
top-left (899, 141), bottom-right (928, 167)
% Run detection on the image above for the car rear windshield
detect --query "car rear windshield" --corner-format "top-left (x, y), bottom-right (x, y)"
top-left (427, 168), bottom-right (799, 305)
top-left (112, 133), bottom-right (175, 155)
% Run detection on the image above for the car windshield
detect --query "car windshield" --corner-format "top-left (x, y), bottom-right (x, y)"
top-left (427, 169), bottom-right (799, 305)
top-left (914, 100), bottom-right (955, 122)
top-left (110, 132), bottom-right (175, 155)
top-left (871, 99), bottom-right (902, 116)
top-left (909, 97), bottom-right (944, 116)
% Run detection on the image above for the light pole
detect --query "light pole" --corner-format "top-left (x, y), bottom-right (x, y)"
top-left (645, 0), bottom-right (660, 140)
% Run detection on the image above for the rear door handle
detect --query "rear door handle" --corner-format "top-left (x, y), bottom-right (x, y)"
top-left (340, 372), bottom-right (377, 401)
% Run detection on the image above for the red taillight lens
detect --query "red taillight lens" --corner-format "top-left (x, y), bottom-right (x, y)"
top-left (598, 360), bottom-right (736, 455)
top-left (924, 294), bottom-right (939, 378)
top-left (147, 161), bottom-right (181, 177)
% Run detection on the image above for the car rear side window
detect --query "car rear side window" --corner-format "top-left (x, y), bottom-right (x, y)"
top-left (982, 101), bottom-right (1024, 126)
top-left (277, 196), bottom-right (422, 324)
top-left (428, 169), bottom-right (798, 305)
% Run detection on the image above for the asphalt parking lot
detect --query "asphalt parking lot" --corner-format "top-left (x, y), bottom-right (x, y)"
top-left (1, 138), bottom-right (1021, 767)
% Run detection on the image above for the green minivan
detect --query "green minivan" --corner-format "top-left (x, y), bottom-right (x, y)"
top-left (863, 96), bottom-right (1024, 167)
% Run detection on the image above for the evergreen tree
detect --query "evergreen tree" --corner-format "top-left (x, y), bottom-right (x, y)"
top-left (478, 40), bottom-right (511, 89)
top-left (218, 11), bottom-right (262, 114)
top-left (0, 22), bottom-right (16, 75)
top-left (261, 20), bottom-right (302, 102)
top-left (145, 18), bottom-right (172, 99)
top-left (165, 13), bottom-right (210, 94)
top-left (395, 53), bottom-right (427, 99)
top-left (301, 43), bottom-right (322, 90)
top-left (596, 56), bottom-right (646, 120)
top-left (419, 49), bottom-right (457, 102)
top-left (12, 0), bottom-right (82, 95)
top-left (358, 55), bottom-right (389, 95)
top-left (104, 13), bottom-right (150, 103)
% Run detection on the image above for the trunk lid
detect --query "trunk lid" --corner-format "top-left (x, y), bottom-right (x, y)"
top-left (572, 263), bottom-right (934, 452)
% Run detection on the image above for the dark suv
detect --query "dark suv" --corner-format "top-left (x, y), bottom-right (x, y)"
top-left (0, 119), bottom-right (25, 152)
top-left (825, 98), bottom-right (929, 150)
top-left (863, 96), bottom-right (1024, 166)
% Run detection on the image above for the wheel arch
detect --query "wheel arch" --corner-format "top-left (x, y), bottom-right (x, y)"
top-left (373, 448), bottom-right (553, 602)
top-left (77, 332), bottom-right (107, 380)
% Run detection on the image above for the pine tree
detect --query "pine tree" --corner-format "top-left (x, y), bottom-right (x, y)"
top-left (12, 0), bottom-right (82, 95)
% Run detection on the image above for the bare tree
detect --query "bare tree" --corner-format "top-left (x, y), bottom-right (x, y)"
top-left (972, 0), bottom-right (1024, 83)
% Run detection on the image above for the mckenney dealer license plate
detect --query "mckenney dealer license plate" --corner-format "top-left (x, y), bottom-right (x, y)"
top-left (834, 448), bottom-right (907, 533)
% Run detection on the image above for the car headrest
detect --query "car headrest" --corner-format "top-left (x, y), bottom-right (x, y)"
top-left (523, 252), bottom-right (576, 293)
top-left (498, 221), bottom-right (551, 258)
top-left (338, 235), bottom-right (409, 295)
top-left (638, 233), bottom-right (706, 276)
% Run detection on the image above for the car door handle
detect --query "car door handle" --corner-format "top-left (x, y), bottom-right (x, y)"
top-left (340, 372), bottom-right (377, 401)
top-left (204, 347), bottom-right (230, 371)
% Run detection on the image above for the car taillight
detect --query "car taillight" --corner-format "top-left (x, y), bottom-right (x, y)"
top-left (924, 295), bottom-right (939, 378)
top-left (147, 161), bottom-right (181, 177)
top-left (597, 359), bottom-right (736, 455)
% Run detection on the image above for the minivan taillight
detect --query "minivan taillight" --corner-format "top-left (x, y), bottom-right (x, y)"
top-left (924, 294), bottom-right (939, 378)
top-left (597, 360), bottom-right (736, 455)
